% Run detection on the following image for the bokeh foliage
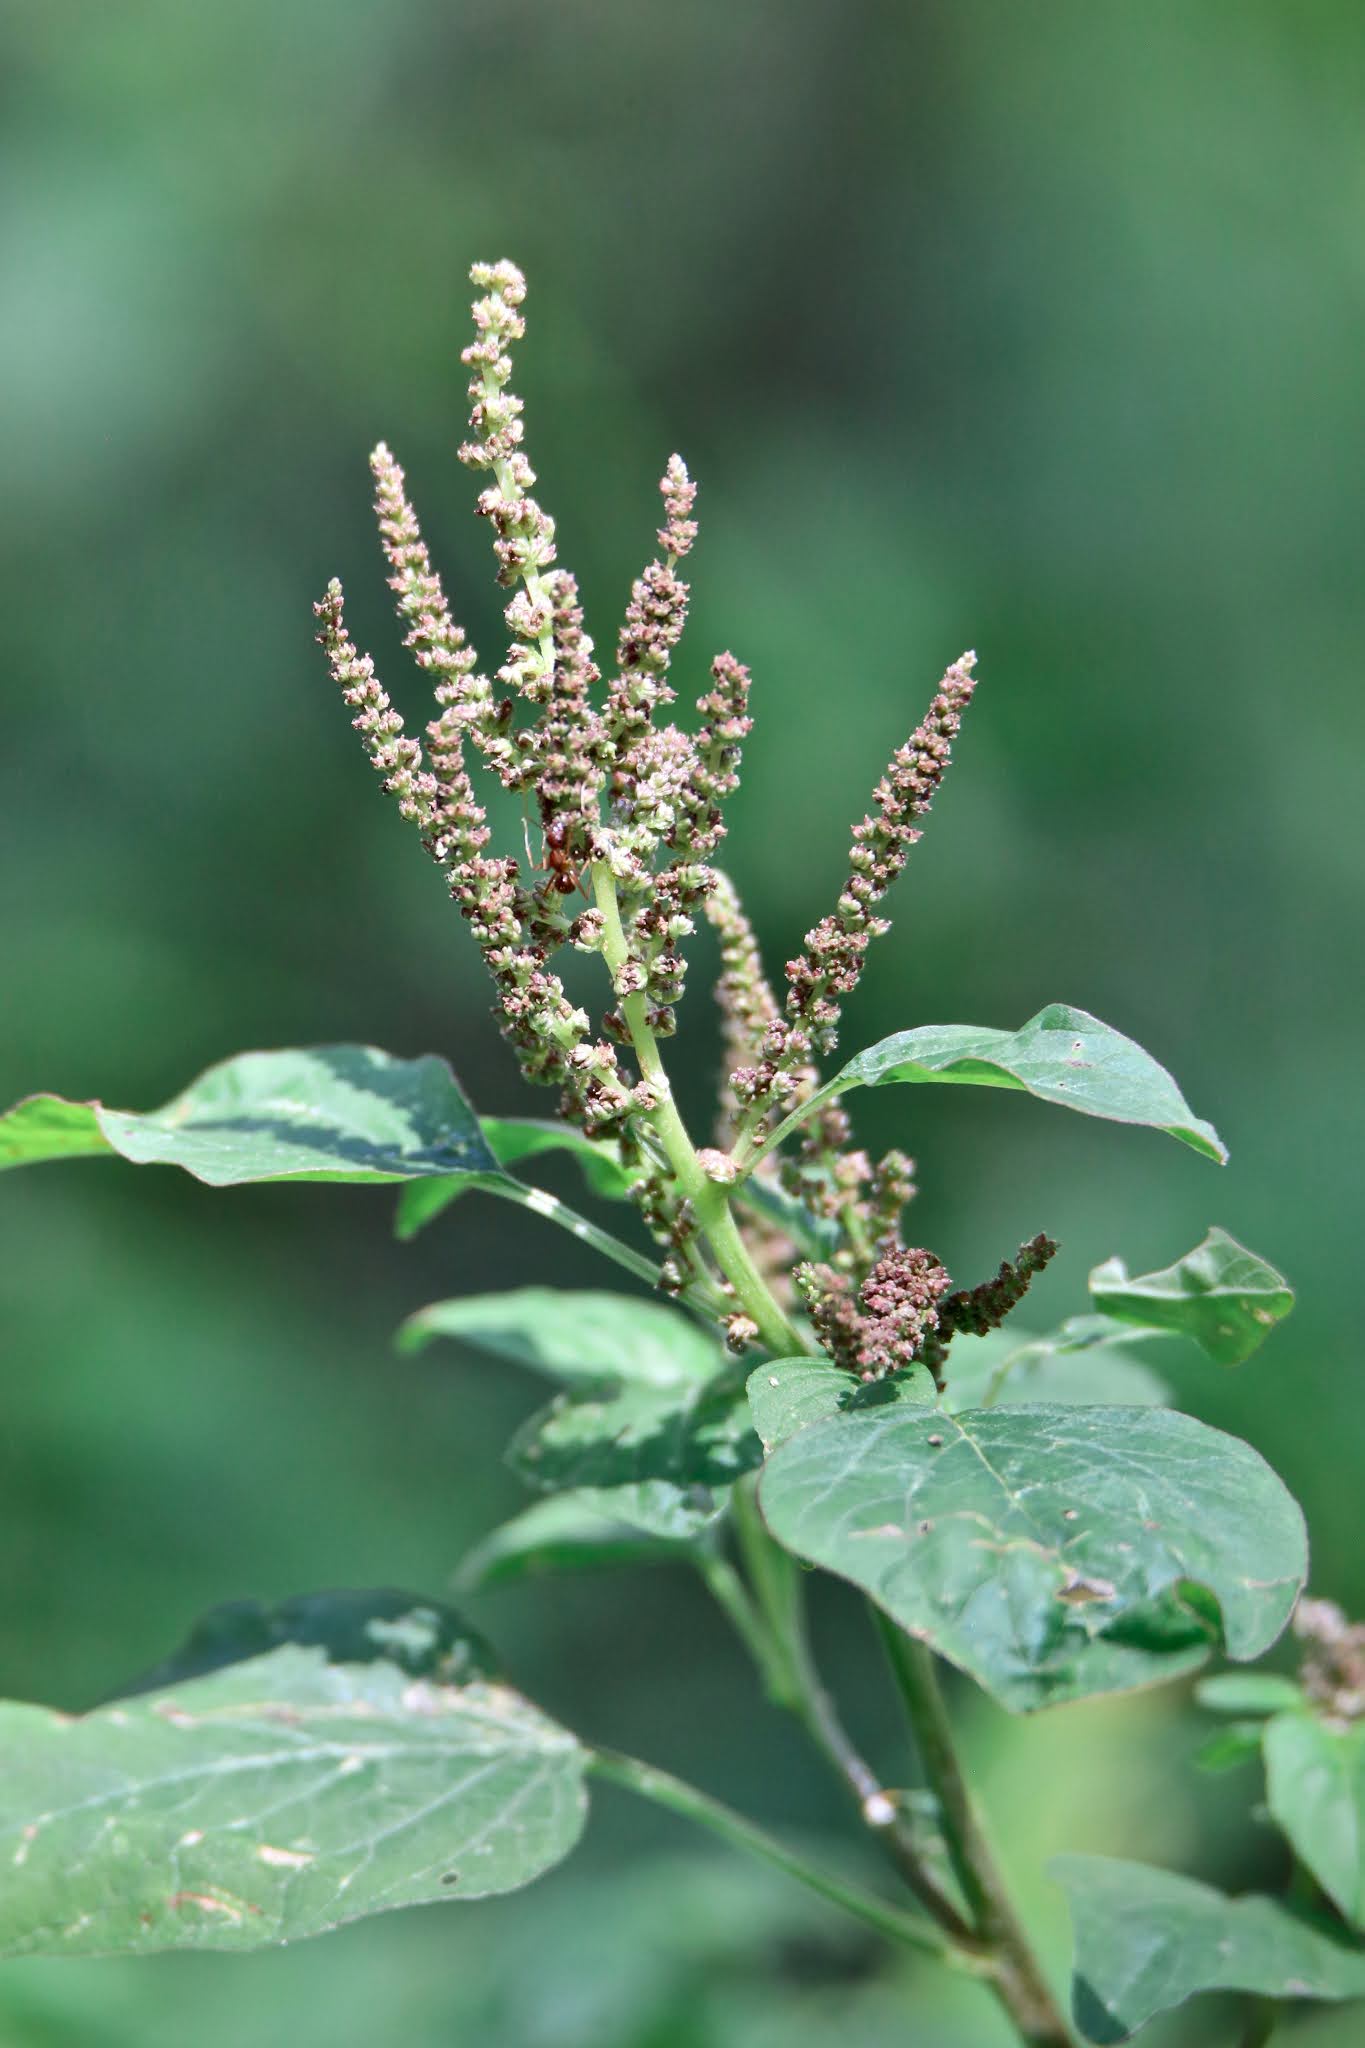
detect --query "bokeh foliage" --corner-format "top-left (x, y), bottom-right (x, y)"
top-left (2, 2), bottom-right (1362, 2041)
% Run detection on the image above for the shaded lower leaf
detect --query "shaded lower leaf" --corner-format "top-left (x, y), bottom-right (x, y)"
top-left (113, 1589), bottom-right (497, 1698)
top-left (1264, 1711), bottom-right (1365, 1928)
top-left (456, 1493), bottom-right (700, 1592)
top-left (1089, 1228), bottom-right (1293, 1365)
top-left (396, 1289), bottom-right (723, 1389)
top-left (1052, 1853), bottom-right (1365, 2042)
top-left (575, 1481), bottom-right (732, 1541)
top-left (0, 1636), bottom-right (588, 1958)
top-left (511, 1375), bottom-right (760, 1500)
top-left (792, 1004), bottom-right (1226, 1162)
top-left (0, 1047), bottom-right (500, 1188)
top-left (758, 1404), bottom-right (1306, 1712)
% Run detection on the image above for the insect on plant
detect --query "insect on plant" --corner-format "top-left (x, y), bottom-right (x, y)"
top-left (2, 260), bottom-right (1362, 2047)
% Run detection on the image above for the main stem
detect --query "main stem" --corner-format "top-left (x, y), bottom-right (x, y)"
top-left (728, 1478), bottom-right (976, 1940)
top-left (875, 1618), bottom-right (1075, 2047)
top-left (592, 860), bottom-right (1070, 2046)
top-left (591, 861), bottom-right (805, 1356)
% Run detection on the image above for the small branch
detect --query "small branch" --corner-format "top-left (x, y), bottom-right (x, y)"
top-left (874, 1615), bottom-right (1076, 2047)
top-left (589, 1748), bottom-right (981, 1969)
top-left (695, 1548), bottom-right (794, 1707)
top-left (727, 1481), bottom-right (977, 1941)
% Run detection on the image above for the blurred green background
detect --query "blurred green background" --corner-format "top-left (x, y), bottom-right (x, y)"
top-left (2, 3), bottom-right (1362, 2042)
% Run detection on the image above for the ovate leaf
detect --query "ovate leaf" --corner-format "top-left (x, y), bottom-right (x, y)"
top-left (1264, 1711), bottom-right (1365, 1928)
top-left (511, 1375), bottom-right (760, 1501)
top-left (1052, 1853), bottom-right (1365, 2042)
top-left (746, 1329), bottom-right (1165, 1460)
top-left (1089, 1228), bottom-right (1293, 1365)
top-left (758, 1404), bottom-right (1306, 1712)
top-left (0, 1603), bottom-right (588, 1958)
top-left (0, 1048), bottom-right (501, 1188)
top-left (787, 1006), bottom-right (1225, 1162)
top-left (456, 1493), bottom-right (698, 1592)
top-left (396, 1289), bottom-right (723, 1388)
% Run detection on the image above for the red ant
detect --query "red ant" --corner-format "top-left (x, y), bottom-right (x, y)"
top-left (527, 811), bottom-right (592, 900)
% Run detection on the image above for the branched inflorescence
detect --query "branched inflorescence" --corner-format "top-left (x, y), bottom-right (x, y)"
top-left (316, 259), bottom-right (1052, 1353)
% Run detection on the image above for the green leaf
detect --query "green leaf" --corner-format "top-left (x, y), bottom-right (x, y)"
top-left (0, 1048), bottom-right (501, 1188)
top-left (113, 1588), bottom-right (497, 1697)
top-left (758, 1404), bottom-right (1306, 1712)
top-left (511, 1375), bottom-right (760, 1503)
top-left (456, 1493), bottom-right (698, 1592)
top-left (1194, 1671), bottom-right (1304, 1716)
top-left (396, 1289), bottom-right (723, 1388)
top-left (788, 1005), bottom-right (1225, 1162)
top-left (1264, 1711), bottom-right (1365, 1928)
top-left (1089, 1228), bottom-right (1294, 1365)
top-left (746, 1328), bottom-right (1166, 1458)
top-left (746, 1359), bottom-right (931, 1454)
top-left (396, 1119), bottom-right (637, 1239)
top-left (939, 1325), bottom-right (1170, 1411)
top-left (0, 1602), bottom-right (588, 1958)
top-left (1192, 1721), bottom-right (1265, 1773)
top-left (481, 1119), bottom-right (637, 1198)
top-left (1052, 1853), bottom-right (1365, 2042)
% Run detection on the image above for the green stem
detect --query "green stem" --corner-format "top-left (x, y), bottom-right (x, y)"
top-left (874, 1616), bottom-right (1075, 2047)
top-left (733, 1078), bottom-right (840, 1182)
top-left (728, 1483), bottom-right (977, 1940)
top-left (589, 1748), bottom-right (979, 1969)
top-left (590, 861), bottom-right (806, 1355)
top-left (696, 1548), bottom-right (794, 1707)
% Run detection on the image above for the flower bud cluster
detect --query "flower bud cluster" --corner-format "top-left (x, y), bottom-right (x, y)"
top-left (868, 1148), bottom-right (917, 1242)
top-left (919, 1233), bottom-right (1059, 1384)
top-left (796, 1244), bottom-right (951, 1383)
top-left (706, 870), bottom-right (783, 1140)
top-left (600, 454), bottom-right (697, 779)
top-left (939, 1232), bottom-right (1058, 1339)
top-left (1294, 1599), bottom-right (1365, 1721)
top-left (314, 578), bottom-right (624, 1117)
top-left (732, 655), bottom-right (977, 1132)
top-left (322, 259), bottom-right (1008, 1318)
top-left (459, 261), bottom-right (558, 714)
top-left (370, 442), bottom-right (529, 793)
top-left (320, 261), bottom-right (767, 1259)
top-left (592, 459), bottom-right (754, 1036)
top-left (799, 1228), bottom-right (1056, 1391)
